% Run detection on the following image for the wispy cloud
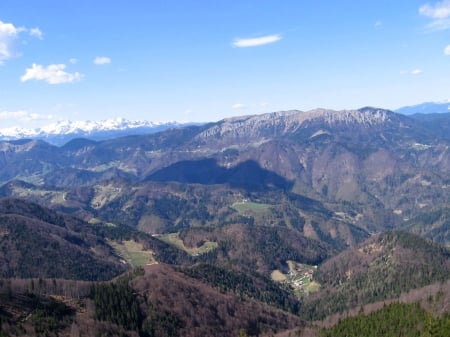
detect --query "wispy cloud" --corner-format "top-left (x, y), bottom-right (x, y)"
top-left (21, 63), bottom-right (83, 84)
top-left (232, 103), bottom-right (246, 109)
top-left (400, 69), bottom-right (423, 75)
top-left (445, 44), bottom-right (450, 55)
top-left (0, 109), bottom-right (56, 122)
top-left (0, 20), bottom-right (42, 64)
top-left (93, 56), bottom-right (111, 65)
top-left (374, 20), bottom-right (383, 28)
top-left (232, 34), bottom-right (281, 48)
top-left (419, 0), bottom-right (450, 30)
top-left (69, 58), bottom-right (78, 64)
top-left (29, 27), bottom-right (43, 39)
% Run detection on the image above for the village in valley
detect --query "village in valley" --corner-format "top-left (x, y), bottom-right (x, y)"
top-left (271, 261), bottom-right (320, 297)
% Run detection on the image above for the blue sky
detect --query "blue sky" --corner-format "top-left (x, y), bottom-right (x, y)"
top-left (1, 0), bottom-right (450, 128)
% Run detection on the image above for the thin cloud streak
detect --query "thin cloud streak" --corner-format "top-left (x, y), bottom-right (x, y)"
top-left (0, 110), bottom-right (56, 122)
top-left (232, 34), bottom-right (281, 48)
top-left (93, 56), bottom-right (111, 65)
top-left (232, 103), bottom-right (246, 109)
top-left (400, 69), bottom-right (423, 75)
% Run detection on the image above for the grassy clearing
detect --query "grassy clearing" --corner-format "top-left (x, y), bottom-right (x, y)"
top-left (88, 218), bottom-right (117, 227)
top-left (306, 280), bottom-right (321, 293)
top-left (12, 186), bottom-right (67, 203)
top-left (158, 232), bottom-right (218, 256)
top-left (232, 201), bottom-right (272, 213)
top-left (271, 270), bottom-right (287, 281)
top-left (109, 240), bottom-right (155, 267)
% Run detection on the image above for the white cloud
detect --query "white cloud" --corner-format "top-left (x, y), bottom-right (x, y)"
top-left (400, 69), bottom-right (423, 75)
top-left (420, 0), bottom-right (450, 18)
top-left (419, 1), bottom-right (450, 30)
top-left (374, 20), bottom-right (383, 28)
top-left (232, 103), bottom-right (246, 109)
top-left (29, 27), bottom-right (43, 39)
top-left (69, 58), bottom-right (78, 64)
top-left (0, 20), bottom-right (42, 64)
top-left (21, 63), bottom-right (83, 84)
top-left (0, 21), bottom-right (22, 64)
top-left (0, 109), bottom-right (55, 122)
top-left (232, 34), bottom-right (281, 48)
top-left (445, 44), bottom-right (450, 55)
top-left (93, 56), bottom-right (111, 65)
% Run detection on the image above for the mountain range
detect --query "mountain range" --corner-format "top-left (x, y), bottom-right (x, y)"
top-left (0, 105), bottom-right (449, 336)
top-left (0, 118), bottom-right (188, 145)
top-left (0, 100), bottom-right (448, 146)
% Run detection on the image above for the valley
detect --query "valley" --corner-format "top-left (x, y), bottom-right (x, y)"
top-left (0, 107), bottom-right (449, 336)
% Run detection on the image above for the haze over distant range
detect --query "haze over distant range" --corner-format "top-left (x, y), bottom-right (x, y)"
top-left (1, 1), bottom-right (450, 129)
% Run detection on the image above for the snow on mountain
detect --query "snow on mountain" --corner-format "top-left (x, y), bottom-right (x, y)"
top-left (38, 118), bottom-right (162, 135)
top-left (0, 118), bottom-right (186, 145)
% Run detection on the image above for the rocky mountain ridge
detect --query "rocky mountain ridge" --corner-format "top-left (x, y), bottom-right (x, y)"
top-left (194, 107), bottom-right (395, 146)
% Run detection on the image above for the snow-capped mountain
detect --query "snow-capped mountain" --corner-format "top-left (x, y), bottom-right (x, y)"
top-left (0, 118), bottom-right (190, 145)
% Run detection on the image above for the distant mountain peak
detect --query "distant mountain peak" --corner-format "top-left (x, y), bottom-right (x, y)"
top-left (0, 118), bottom-right (188, 145)
top-left (396, 101), bottom-right (450, 115)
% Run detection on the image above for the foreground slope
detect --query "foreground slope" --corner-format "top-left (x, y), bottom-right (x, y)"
top-left (0, 264), bottom-right (304, 337)
top-left (0, 198), bottom-right (127, 280)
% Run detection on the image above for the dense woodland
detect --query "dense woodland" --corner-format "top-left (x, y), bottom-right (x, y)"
top-left (181, 263), bottom-right (299, 313)
top-left (319, 302), bottom-right (450, 337)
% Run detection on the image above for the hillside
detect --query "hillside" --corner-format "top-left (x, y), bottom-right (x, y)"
top-left (318, 302), bottom-right (450, 337)
top-left (0, 265), bottom-right (304, 337)
top-left (180, 224), bottom-right (331, 275)
top-left (132, 264), bottom-right (304, 337)
top-left (300, 231), bottom-right (450, 320)
top-left (0, 179), bottom-right (366, 251)
top-left (402, 206), bottom-right (450, 247)
top-left (0, 198), bottom-right (128, 280)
